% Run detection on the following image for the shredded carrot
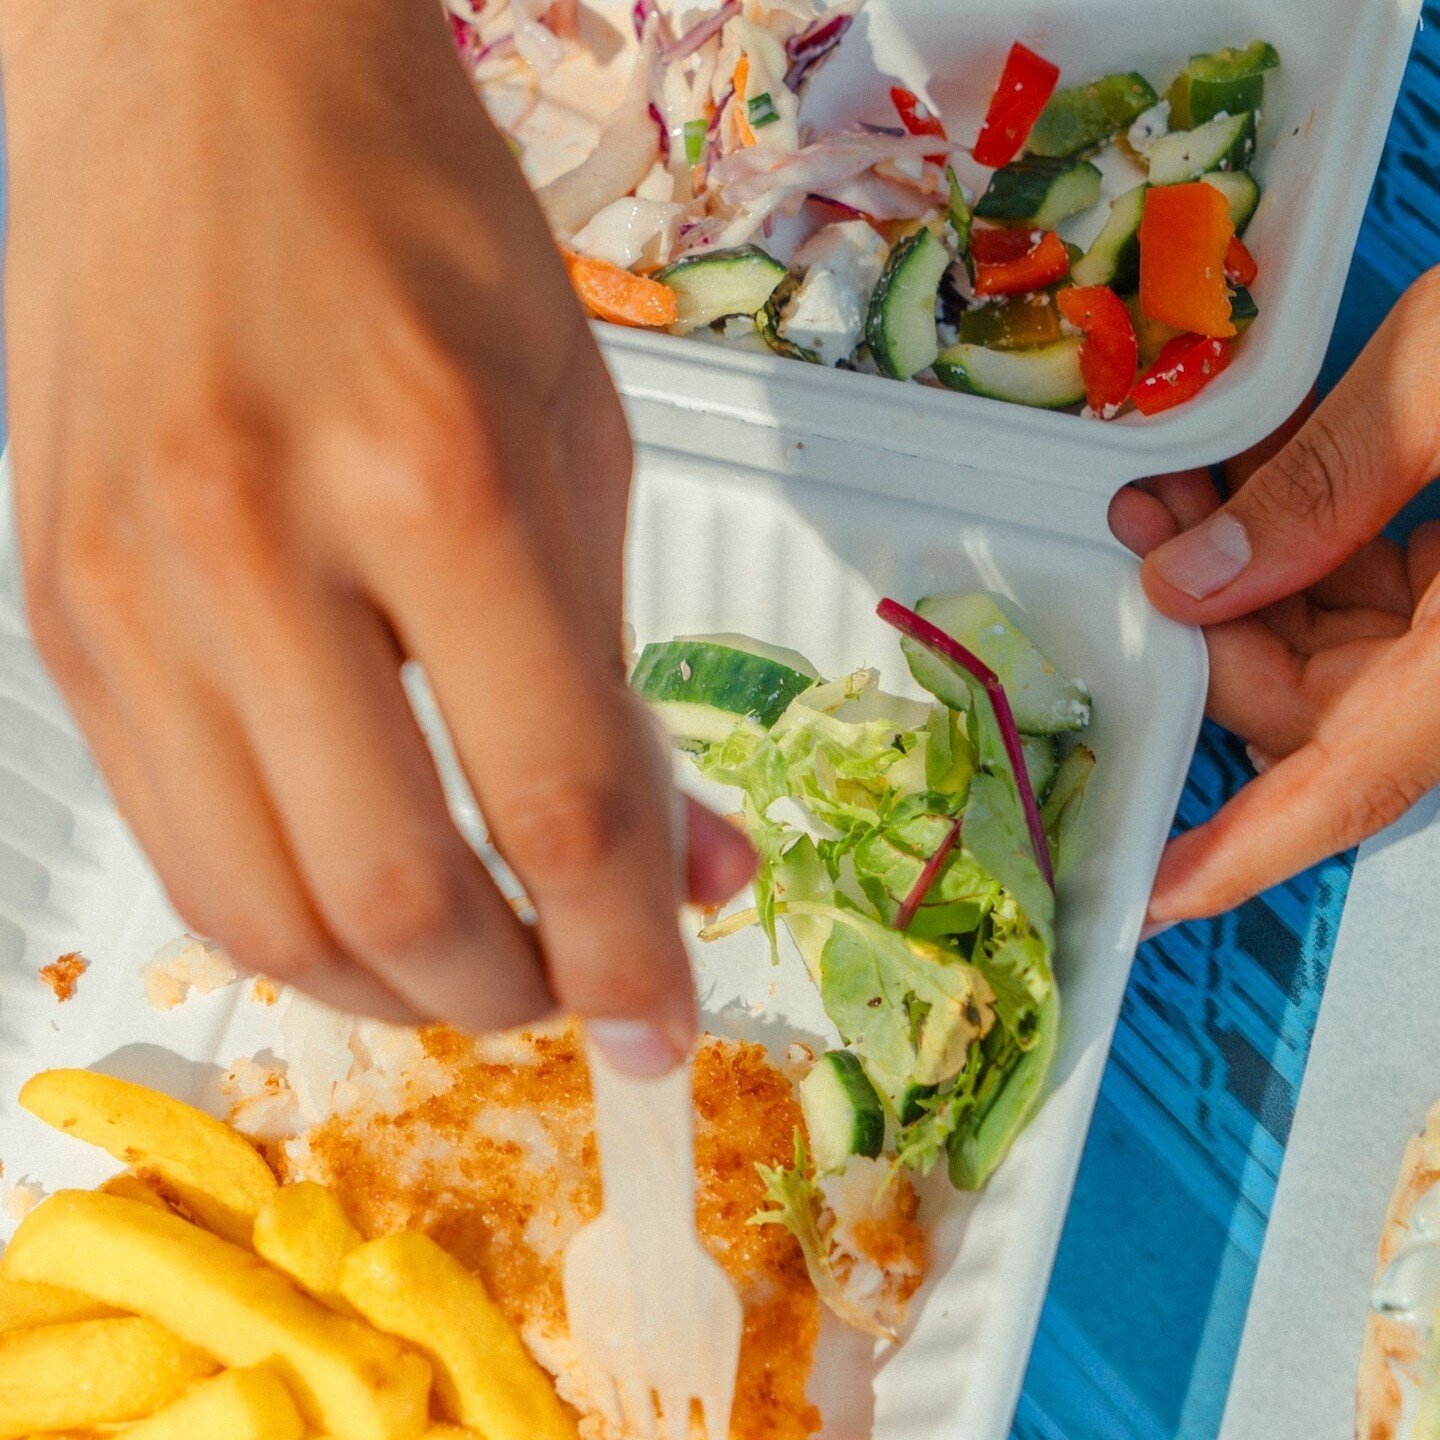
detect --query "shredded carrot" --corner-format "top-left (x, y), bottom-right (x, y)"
top-left (733, 56), bottom-right (758, 146)
top-left (561, 248), bottom-right (678, 327)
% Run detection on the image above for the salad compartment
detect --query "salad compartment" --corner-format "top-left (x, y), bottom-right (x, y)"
top-left (600, 0), bottom-right (1420, 490)
top-left (625, 437), bottom-right (1206, 1436)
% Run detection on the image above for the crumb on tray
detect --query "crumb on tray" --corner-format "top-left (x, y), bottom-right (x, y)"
top-left (38, 951), bottom-right (87, 1002)
top-left (141, 936), bottom-right (238, 1010)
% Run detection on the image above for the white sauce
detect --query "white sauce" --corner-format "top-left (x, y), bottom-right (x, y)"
top-left (1372, 1180), bottom-right (1440, 1438)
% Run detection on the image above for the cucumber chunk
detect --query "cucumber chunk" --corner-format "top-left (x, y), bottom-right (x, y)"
top-left (1185, 41), bottom-right (1280, 125)
top-left (1200, 169), bottom-right (1261, 233)
top-left (800, 1052), bottom-right (885, 1173)
top-left (631, 636), bottom-right (818, 744)
top-left (1148, 112), bottom-right (1256, 185)
top-left (913, 593), bottom-right (1091, 735)
top-left (1027, 72), bottom-right (1160, 158)
top-left (865, 227), bottom-right (951, 380)
top-left (1070, 182), bottom-right (1148, 291)
top-left (974, 156), bottom-right (1104, 230)
top-left (932, 338), bottom-right (1085, 412)
top-left (656, 246), bottom-right (788, 332)
top-left (755, 273), bottom-right (820, 362)
top-left (1022, 734), bottom-right (1060, 798)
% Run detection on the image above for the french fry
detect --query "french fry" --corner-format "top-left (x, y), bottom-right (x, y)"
top-left (0, 1275), bottom-right (119, 1331)
top-left (0, 1315), bottom-right (216, 1438)
top-left (3, 1191), bottom-right (432, 1440)
top-left (100, 1171), bottom-right (172, 1211)
top-left (19, 1070), bottom-right (277, 1243)
top-left (253, 1182), bottom-right (362, 1310)
top-left (339, 1232), bottom-right (578, 1440)
top-left (121, 1367), bottom-right (304, 1440)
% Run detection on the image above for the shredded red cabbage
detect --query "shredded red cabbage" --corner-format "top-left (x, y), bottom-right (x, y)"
top-left (661, 0), bottom-right (740, 64)
top-left (783, 12), bottom-right (853, 91)
top-left (877, 598), bottom-right (1055, 891)
top-left (649, 101), bottom-right (671, 161)
top-left (804, 193), bottom-right (868, 219)
top-left (894, 818), bottom-right (963, 931)
top-left (473, 33), bottom-right (518, 63)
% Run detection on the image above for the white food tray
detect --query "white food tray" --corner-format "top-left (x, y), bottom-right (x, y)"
top-left (0, 436), bottom-right (1204, 1438)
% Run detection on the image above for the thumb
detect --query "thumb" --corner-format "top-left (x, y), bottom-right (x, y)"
top-left (1139, 268), bottom-right (1440, 625)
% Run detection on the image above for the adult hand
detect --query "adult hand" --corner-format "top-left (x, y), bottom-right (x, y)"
top-left (2, 0), bottom-right (752, 1069)
top-left (1111, 268), bottom-right (1440, 928)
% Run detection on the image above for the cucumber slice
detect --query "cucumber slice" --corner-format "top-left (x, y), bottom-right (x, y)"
top-left (1070, 182), bottom-right (1148, 291)
top-left (1200, 169), bottom-right (1261, 233)
top-left (656, 246), bottom-right (788, 332)
top-left (945, 166), bottom-right (974, 276)
top-left (630, 637), bottom-right (818, 744)
top-left (1185, 41), bottom-right (1280, 125)
top-left (914, 593), bottom-right (1091, 735)
top-left (800, 1052), bottom-right (885, 1173)
top-left (1229, 283), bottom-right (1259, 328)
top-left (755, 273), bottom-right (820, 362)
top-left (1148, 112), bottom-right (1256, 186)
top-left (898, 1082), bottom-right (937, 1127)
top-left (865, 227), bottom-right (951, 380)
top-left (1027, 72), bottom-right (1160, 158)
top-left (932, 338), bottom-right (1085, 412)
top-left (1022, 734), bottom-right (1060, 798)
top-left (955, 294), bottom-right (1063, 351)
top-left (974, 156), bottom-right (1103, 229)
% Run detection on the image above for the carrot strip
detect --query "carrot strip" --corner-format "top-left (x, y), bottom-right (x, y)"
top-left (562, 249), bottom-right (678, 328)
top-left (733, 56), bottom-right (757, 146)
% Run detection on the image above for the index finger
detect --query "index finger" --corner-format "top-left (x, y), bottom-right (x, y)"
top-left (1147, 614), bottom-right (1440, 924)
top-left (351, 407), bottom-right (710, 1075)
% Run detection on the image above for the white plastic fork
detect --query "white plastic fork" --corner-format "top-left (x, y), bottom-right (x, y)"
top-left (563, 1035), bottom-right (743, 1440)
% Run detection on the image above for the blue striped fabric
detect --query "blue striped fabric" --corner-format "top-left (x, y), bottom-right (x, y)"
top-left (1016, 10), bottom-right (1440, 1436)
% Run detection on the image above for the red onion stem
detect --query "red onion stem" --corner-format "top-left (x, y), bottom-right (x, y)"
top-left (894, 818), bottom-right (963, 931)
top-left (877, 597), bottom-right (1055, 891)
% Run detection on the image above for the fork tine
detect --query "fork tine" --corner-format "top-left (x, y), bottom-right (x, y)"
top-left (698, 1386), bottom-right (734, 1440)
top-left (656, 1385), bottom-right (693, 1440)
top-left (579, 1359), bottom-right (625, 1436)
top-left (619, 1372), bottom-right (660, 1440)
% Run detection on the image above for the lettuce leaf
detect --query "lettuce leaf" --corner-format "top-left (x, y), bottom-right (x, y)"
top-left (751, 1131), bottom-right (895, 1340)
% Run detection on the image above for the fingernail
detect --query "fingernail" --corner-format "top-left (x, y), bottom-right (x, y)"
top-left (1139, 919), bottom-right (1174, 943)
top-left (1245, 744), bottom-right (1274, 775)
top-left (588, 1018), bottom-right (688, 1077)
top-left (1152, 513), bottom-right (1252, 600)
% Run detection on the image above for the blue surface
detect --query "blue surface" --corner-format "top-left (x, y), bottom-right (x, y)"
top-left (0, 15), bottom-right (1434, 1437)
top-left (1017, 10), bottom-right (1440, 1437)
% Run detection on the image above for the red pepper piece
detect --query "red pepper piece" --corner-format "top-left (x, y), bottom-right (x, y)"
top-left (1139, 183), bottom-right (1236, 338)
top-left (890, 86), bottom-right (948, 166)
top-left (973, 42), bottom-right (1061, 169)
top-left (1224, 235), bottom-right (1259, 286)
top-left (972, 228), bottom-right (1069, 296)
top-left (1056, 285), bottom-right (1139, 416)
top-left (1131, 334), bottom-right (1234, 416)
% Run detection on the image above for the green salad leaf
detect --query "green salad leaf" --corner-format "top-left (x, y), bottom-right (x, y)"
top-left (637, 595), bottom-right (1093, 1195)
top-left (751, 1132), bottom-right (895, 1340)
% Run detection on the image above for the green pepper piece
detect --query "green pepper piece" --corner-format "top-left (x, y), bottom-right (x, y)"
top-left (1027, 72), bottom-right (1160, 157)
top-left (1185, 41), bottom-right (1280, 125)
top-left (955, 294), bottom-right (1065, 351)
